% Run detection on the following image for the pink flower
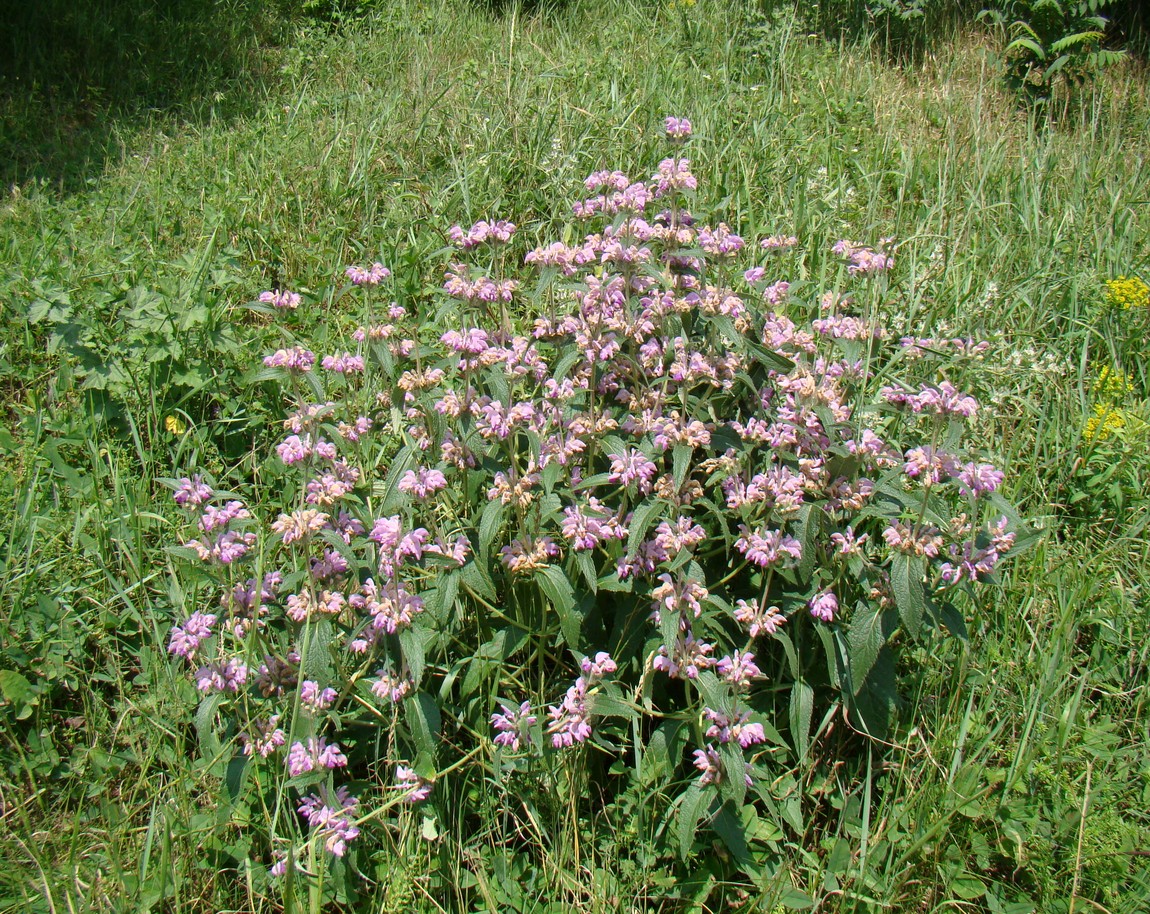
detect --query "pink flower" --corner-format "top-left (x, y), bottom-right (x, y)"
top-left (547, 677), bottom-right (592, 748)
top-left (259, 289), bottom-right (301, 310)
top-left (491, 700), bottom-right (536, 751)
top-left (300, 680), bottom-right (338, 714)
top-left (698, 223), bottom-right (744, 257)
top-left (957, 462), bottom-right (1004, 497)
top-left (735, 526), bottom-right (802, 568)
top-left (449, 219), bottom-right (516, 248)
top-left (370, 669), bottom-right (413, 704)
top-left (761, 234), bottom-right (798, 251)
top-left (277, 434), bottom-right (312, 465)
top-left (346, 262), bottom-right (390, 285)
top-left (194, 658), bottom-right (248, 694)
top-left (169, 611), bottom-right (217, 659)
top-left (764, 280), bottom-right (791, 304)
top-left (272, 509), bottom-right (330, 545)
top-left (580, 652), bottom-right (617, 680)
top-left (240, 716), bottom-right (286, 758)
top-left (398, 467), bottom-right (448, 499)
top-left (716, 651), bottom-right (762, 687)
top-left (199, 500), bottom-right (249, 534)
top-left (704, 707), bottom-right (767, 748)
top-left (396, 766), bottom-right (433, 802)
top-left (692, 745), bottom-right (753, 787)
top-left (263, 347), bottom-right (316, 372)
top-left (174, 475), bottom-right (213, 507)
top-left (734, 600), bottom-right (786, 638)
top-left (607, 449), bottom-right (658, 493)
top-left (665, 116), bottom-right (692, 139)
top-left (298, 787), bottom-right (360, 856)
top-left (321, 352), bottom-right (366, 374)
top-left (286, 737), bottom-right (347, 776)
top-left (651, 157), bottom-right (697, 197)
top-left (652, 635), bottom-right (714, 680)
top-left (808, 591), bottom-right (838, 623)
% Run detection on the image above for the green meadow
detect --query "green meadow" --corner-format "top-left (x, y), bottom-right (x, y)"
top-left (1, 1), bottom-right (1147, 911)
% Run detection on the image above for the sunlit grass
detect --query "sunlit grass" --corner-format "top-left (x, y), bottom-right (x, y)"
top-left (1, 0), bottom-right (1147, 911)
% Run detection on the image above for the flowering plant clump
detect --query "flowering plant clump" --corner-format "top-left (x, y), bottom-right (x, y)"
top-left (165, 119), bottom-right (1020, 890)
top-left (1105, 275), bottom-right (1149, 310)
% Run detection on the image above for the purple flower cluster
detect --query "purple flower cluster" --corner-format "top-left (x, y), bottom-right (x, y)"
top-left (449, 219), bottom-right (516, 248)
top-left (491, 700), bottom-right (537, 751)
top-left (259, 288), bottom-right (301, 310)
top-left (180, 489), bottom-right (256, 564)
top-left (169, 611), bottom-right (217, 659)
top-left (264, 346), bottom-right (316, 372)
top-left (665, 116), bottom-right (692, 139)
top-left (174, 474), bottom-right (213, 507)
top-left (287, 736), bottom-right (347, 776)
top-left (240, 716), bottom-right (286, 758)
top-left (396, 766), bottom-right (433, 802)
top-left (346, 262), bottom-right (390, 285)
top-left (544, 653), bottom-right (616, 749)
top-left (167, 117), bottom-right (1018, 873)
top-left (832, 239), bottom-right (894, 275)
top-left (194, 658), bottom-right (248, 694)
top-left (298, 787), bottom-right (360, 856)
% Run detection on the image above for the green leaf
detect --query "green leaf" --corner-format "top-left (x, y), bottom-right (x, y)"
top-left (641, 720), bottom-right (684, 784)
top-left (718, 742), bottom-right (748, 807)
top-left (939, 603), bottom-right (969, 645)
top-left (195, 692), bottom-right (225, 760)
top-left (0, 670), bottom-right (37, 720)
top-left (626, 499), bottom-right (665, 558)
top-left (711, 802), bottom-right (750, 864)
top-left (429, 571), bottom-right (461, 626)
top-left (847, 604), bottom-right (892, 693)
top-left (399, 625), bottom-right (430, 685)
top-left (776, 887), bottom-right (815, 909)
top-left (774, 630), bottom-right (800, 679)
top-left (408, 692), bottom-right (442, 760)
top-left (374, 444), bottom-right (417, 513)
top-left (575, 551), bottom-right (598, 594)
top-left (694, 670), bottom-right (733, 716)
top-left (795, 504), bottom-right (821, 582)
top-left (891, 553), bottom-right (926, 638)
top-left (477, 498), bottom-right (505, 560)
top-left (573, 472), bottom-right (613, 491)
top-left (586, 692), bottom-right (638, 720)
top-left (225, 754), bottom-right (250, 803)
top-left (538, 565), bottom-right (581, 646)
top-left (1006, 36), bottom-right (1047, 60)
top-left (789, 679), bottom-right (814, 760)
top-left (301, 619), bottom-right (335, 682)
top-left (949, 874), bottom-right (986, 900)
top-left (658, 607), bottom-right (681, 658)
top-left (461, 559), bottom-right (497, 602)
top-left (849, 646), bottom-right (897, 739)
top-left (678, 784), bottom-right (712, 859)
top-left (672, 445), bottom-right (692, 493)
top-left (1050, 32), bottom-right (1103, 55)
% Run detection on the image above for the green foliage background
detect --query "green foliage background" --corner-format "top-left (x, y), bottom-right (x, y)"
top-left (0, 0), bottom-right (1148, 911)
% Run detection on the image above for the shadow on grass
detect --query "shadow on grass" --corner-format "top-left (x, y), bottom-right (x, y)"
top-left (0, 0), bottom-right (293, 192)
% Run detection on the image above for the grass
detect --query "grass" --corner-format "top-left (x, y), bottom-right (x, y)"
top-left (1, 0), bottom-right (1148, 910)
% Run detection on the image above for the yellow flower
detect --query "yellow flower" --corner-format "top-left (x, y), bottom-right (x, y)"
top-left (1092, 366), bottom-right (1133, 400)
top-left (1084, 403), bottom-right (1126, 441)
top-left (1105, 275), bottom-right (1150, 309)
top-left (165, 415), bottom-right (187, 436)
